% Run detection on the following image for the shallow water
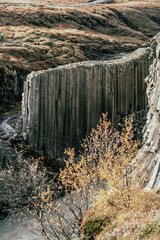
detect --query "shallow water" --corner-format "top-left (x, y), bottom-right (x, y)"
top-left (0, 216), bottom-right (44, 240)
top-left (0, 117), bottom-right (16, 137)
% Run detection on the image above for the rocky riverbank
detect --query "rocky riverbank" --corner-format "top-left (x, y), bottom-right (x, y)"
top-left (0, 114), bottom-right (19, 169)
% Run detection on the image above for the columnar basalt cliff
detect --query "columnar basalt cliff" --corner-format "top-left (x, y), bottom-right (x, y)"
top-left (22, 47), bottom-right (150, 157)
top-left (137, 34), bottom-right (160, 191)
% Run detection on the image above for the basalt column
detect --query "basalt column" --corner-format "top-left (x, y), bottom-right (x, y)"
top-left (22, 47), bottom-right (151, 158)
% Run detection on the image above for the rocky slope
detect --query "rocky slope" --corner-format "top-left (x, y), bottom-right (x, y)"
top-left (135, 33), bottom-right (160, 191)
top-left (1, 1), bottom-right (160, 105)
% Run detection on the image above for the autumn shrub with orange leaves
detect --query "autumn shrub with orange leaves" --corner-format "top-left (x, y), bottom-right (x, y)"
top-left (29, 113), bottom-right (151, 240)
top-left (2, 113), bottom-right (158, 239)
top-left (59, 113), bottom-right (141, 210)
top-left (48, 113), bottom-right (144, 239)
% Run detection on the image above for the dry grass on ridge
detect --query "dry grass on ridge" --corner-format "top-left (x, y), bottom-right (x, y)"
top-left (0, 0), bottom-right (159, 6)
top-left (0, 0), bottom-right (160, 76)
top-left (0, 1), bottom-right (155, 72)
top-left (82, 190), bottom-right (160, 240)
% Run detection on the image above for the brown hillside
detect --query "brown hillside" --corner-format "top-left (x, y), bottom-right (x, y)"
top-left (0, 1), bottom-right (160, 104)
top-left (0, 1), bottom-right (160, 72)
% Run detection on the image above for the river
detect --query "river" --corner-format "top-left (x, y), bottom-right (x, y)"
top-left (0, 116), bottom-right (43, 239)
top-left (0, 215), bottom-right (43, 240)
top-left (0, 192), bottom-right (84, 240)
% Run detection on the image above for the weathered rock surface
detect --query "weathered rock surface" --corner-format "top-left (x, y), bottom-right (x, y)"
top-left (22, 47), bottom-right (151, 157)
top-left (0, 70), bottom-right (27, 105)
top-left (0, 115), bottom-right (21, 170)
top-left (137, 34), bottom-right (160, 191)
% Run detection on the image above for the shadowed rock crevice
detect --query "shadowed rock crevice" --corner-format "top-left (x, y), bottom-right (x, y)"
top-left (148, 15), bottom-right (160, 26)
top-left (109, 8), bottom-right (140, 32)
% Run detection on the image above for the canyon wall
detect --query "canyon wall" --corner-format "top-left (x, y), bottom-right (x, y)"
top-left (22, 47), bottom-right (151, 157)
top-left (0, 69), bottom-right (27, 105)
top-left (137, 34), bottom-right (160, 191)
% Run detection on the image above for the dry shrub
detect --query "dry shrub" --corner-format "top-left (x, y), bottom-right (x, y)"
top-left (132, 190), bottom-right (160, 212)
top-left (96, 190), bottom-right (160, 240)
top-left (55, 113), bottom-right (147, 239)
top-left (59, 113), bottom-right (141, 211)
top-left (14, 112), bottom-right (159, 240)
top-left (28, 113), bottom-right (149, 240)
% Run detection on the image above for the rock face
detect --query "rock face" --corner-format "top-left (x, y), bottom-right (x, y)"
top-left (0, 115), bottom-right (19, 172)
top-left (0, 70), bottom-right (27, 105)
top-left (22, 47), bottom-right (150, 157)
top-left (138, 34), bottom-right (160, 191)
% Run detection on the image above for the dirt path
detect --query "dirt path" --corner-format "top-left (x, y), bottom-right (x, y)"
top-left (0, 0), bottom-right (111, 8)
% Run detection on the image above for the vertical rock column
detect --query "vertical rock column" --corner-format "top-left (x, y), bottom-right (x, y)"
top-left (137, 34), bottom-right (160, 191)
top-left (102, 63), bottom-right (112, 120)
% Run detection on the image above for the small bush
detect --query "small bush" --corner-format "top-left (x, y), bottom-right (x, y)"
top-left (139, 221), bottom-right (160, 239)
top-left (20, 113), bottom-right (143, 240)
top-left (84, 215), bottom-right (111, 237)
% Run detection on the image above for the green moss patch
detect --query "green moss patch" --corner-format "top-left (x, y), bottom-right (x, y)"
top-left (83, 215), bottom-right (111, 238)
top-left (0, 104), bottom-right (21, 117)
top-left (138, 220), bottom-right (160, 239)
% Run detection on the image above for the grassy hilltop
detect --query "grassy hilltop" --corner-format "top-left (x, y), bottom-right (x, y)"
top-left (0, 0), bottom-right (160, 73)
top-left (0, 1), bottom-right (160, 105)
top-left (1, 0), bottom-right (160, 106)
top-left (0, 1), bottom-right (159, 108)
